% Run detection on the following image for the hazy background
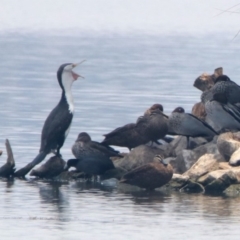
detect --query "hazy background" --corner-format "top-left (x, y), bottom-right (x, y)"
top-left (0, 0), bottom-right (240, 34)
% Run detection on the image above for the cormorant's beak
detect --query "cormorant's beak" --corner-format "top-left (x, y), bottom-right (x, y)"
top-left (72, 60), bottom-right (86, 80)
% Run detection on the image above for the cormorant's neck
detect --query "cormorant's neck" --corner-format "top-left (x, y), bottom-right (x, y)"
top-left (61, 89), bottom-right (74, 114)
top-left (60, 71), bottom-right (75, 113)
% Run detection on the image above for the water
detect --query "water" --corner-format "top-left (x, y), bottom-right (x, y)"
top-left (1, 31), bottom-right (240, 239)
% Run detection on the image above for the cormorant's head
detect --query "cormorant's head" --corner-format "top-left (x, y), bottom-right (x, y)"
top-left (57, 62), bottom-right (84, 91)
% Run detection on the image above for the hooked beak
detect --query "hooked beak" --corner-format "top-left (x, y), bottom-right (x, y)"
top-left (72, 60), bottom-right (86, 80)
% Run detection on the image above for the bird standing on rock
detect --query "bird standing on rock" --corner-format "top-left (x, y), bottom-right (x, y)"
top-left (102, 103), bottom-right (168, 150)
top-left (120, 155), bottom-right (173, 190)
top-left (14, 62), bottom-right (84, 177)
top-left (168, 107), bottom-right (217, 148)
top-left (65, 132), bottom-right (117, 176)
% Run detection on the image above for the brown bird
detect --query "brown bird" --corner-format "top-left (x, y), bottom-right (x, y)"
top-left (30, 156), bottom-right (66, 178)
top-left (102, 103), bottom-right (168, 150)
top-left (144, 103), bottom-right (164, 115)
top-left (191, 102), bottom-right (206, 121)
top-left (120, 155), bottom-right (173, 190)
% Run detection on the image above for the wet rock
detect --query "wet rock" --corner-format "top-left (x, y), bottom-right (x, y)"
top-left (198, 169), bottom-right (237, 192)
top-left (183, 153), bottom-right (220, 181)
top-left (180, 180), bottom-right (205, 193)
top-left (217, 132), bottom-right (240, 161)
top-left (101, 178), bottom-right (118, 188)
top-left (113, 145), bottom-right (166, 172)
top-left (229, 148), bottom-right (240, 166)
top-left (30, 156), bottom-right (66, 178)
top-left (166, 173), bottom-right (189, 189)
top-left (0, 139), bottom-right (15, 178)
top-left (224, 184), bottom-right (240, 196)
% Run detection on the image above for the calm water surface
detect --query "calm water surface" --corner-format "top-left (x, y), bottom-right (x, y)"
top-left (0, 32), bottom-right (240, 239)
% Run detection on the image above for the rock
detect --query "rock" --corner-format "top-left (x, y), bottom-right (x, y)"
top-left (198, 169), bottom-right (237, 192)
top-left (218, 162), bottom-right (232, 170)
top-left (0, 139), bottom-right (15, 178)
top-left (183, 153), bottom-right (220, 181)
top-left (30, 156), bottom-right (66, 178)
top-left (229, 148), bottom-right (240, 166)
top-left (229, 167), bottom-right (240, 183)
top-left (0, 150), bottom-right (2, 156)
top-left (180, 180), bottom-right (205, 193)
top-left (170, 136), bottom-right (188, 156)
top-left (176, 149), bottom-right (195, 174)
top-left (217, 132), bottom-right (240, 161)
top-left (166, 173), bottom-right (189, 189)
top-left (113, 145), bottom-right (166, 172)
top-left (224, 184), bottom-right (240, 196)
top-left (175, 139), bottom-right (221, 174)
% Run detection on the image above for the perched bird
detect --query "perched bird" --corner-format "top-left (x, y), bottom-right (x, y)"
top-left (14, 62), bottom-right (83, 177)
top-left (30, 156), bottom-right (66, 178)
top-left (191, 102), bottom-right (206, 121)
top-left (120, 155), bottom-right (173, 190)
top-left (102, 123), bottom-right (149, 151)
top-left (168, 107), bottom-right (217, 147)
top-left (144, 103), bottom-right (163, 115)
top-left (201, 75), bottom-right (240, 104)
top-left (205, 93), bottom-right (240, 133)
top-left (0, 139), bottom-right (15, 178)
top-left (102, 103), bottom-right (168, 150)
top-left (137, 108), bottom-right (168, 145)
top-left (66, 132), bottom-right (116, 176)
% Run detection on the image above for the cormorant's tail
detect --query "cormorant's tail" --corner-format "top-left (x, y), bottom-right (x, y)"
top-left (14, 151), bottom-right (47, 178)
top-left (31, 151), bottom-right (47, 166)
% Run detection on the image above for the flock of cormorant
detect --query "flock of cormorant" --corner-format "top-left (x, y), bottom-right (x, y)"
top-left (1, 64), bottom-right (239, 190)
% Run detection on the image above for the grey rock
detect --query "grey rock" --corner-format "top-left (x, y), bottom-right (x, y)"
top-left (176, 139), bottom-right (221, 174)
top-left (180, 180), bottom-right (205, 193)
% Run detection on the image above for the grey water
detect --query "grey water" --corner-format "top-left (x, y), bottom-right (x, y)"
top-left (1, 31), bottom-right (240, 239)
